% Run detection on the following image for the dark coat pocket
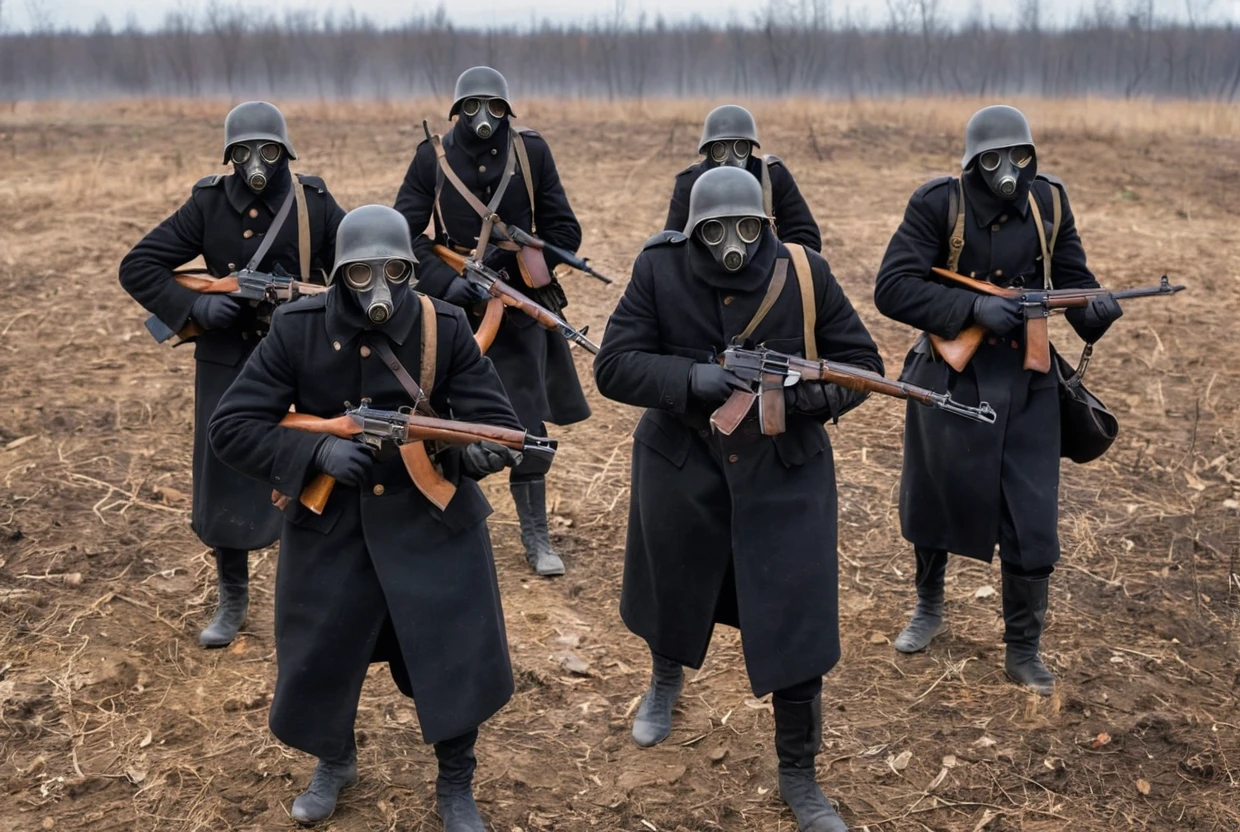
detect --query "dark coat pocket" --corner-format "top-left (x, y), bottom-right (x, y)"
top-left (773, 419), bottom-right (830, 468)
top-left (633, 413), bottom-right (690, 469)
top-left (284, 496), bottom-right (343, 536)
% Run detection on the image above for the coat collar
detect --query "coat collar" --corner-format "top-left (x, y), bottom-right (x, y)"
top-left (963, 169), bottom-right (1030, 228)
top-left (324, 285), bottom-right (419, 348)
top-left (224, 169), bottom-right (292, 215)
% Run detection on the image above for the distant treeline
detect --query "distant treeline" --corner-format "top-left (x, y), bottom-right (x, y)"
top-left (3, 1), bottom-right (1240, 100)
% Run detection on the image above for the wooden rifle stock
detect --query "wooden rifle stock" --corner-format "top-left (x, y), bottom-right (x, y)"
top-left (433, 244), bottom-right (504, 353)
top-left (927, 326), bottom-right (986, 373)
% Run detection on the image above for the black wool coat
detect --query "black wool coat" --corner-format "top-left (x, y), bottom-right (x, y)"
top-left (119, 171), bottom-right (344, 550)
top-left (208, 289), bottom-right (519, 755)
top-left (874, 171), bottom-right (1109, 570)
top-left (394, 120), bottom-right (590, 430)
top-left (664, 155), bottom-right (823, 252)
top-left (594, 231), bottom-right (882, 695)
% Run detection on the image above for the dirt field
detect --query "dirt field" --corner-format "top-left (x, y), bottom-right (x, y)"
top-left (0, 97), bottom-right (1237, 832)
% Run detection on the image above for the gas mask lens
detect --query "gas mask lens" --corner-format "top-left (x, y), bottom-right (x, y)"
top-left (229, 145), bottom-right (250, 165)
top-left (737, 217), bottom-right (762, 244)
top-left (980, 146), bottom-right (1033, 171)
top-left (486, 99), bottom-right (508, 119)
top-left (259, 142), bottom-right (283, 164)
top-left (699, 219), bottom-right (726, 246)
top-left (345, 262), bottom-right (373, 290)
top-left (709, 140), bottom-right (751, 166)
top-left (383, 259), bottom-right (411, 284)
top-left (1009, 145), bottom-right (1034, 168)
top-left (461, 98), bottom-right (482, 117)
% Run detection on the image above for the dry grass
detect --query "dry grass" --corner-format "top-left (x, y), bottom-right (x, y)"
top-left (0, 98), bottom-right (1238, 832)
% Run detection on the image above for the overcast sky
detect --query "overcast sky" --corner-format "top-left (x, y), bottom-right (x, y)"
top-left (5, 0), bottom-right (1239, 31)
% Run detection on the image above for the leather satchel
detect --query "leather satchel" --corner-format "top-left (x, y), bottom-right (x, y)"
top-left (1056, 343), bottom-right (1118, 464)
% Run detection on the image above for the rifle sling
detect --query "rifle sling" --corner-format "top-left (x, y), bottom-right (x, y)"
top-left (430, 130), bottom-right (519, 263)
top-left (1028, 191), bottom-right (1053, 291)
top-left (946, 177), bottom-right (965, 273)
top-left (512, 129), bottom-right (536, 229)
top-left (760, 155), bottom-right (774, 226)
top-left (244, 184), bottom-right (297, 273)
top-left (736, 258), bottom-right (789, 344)
top-left (293, 175), bottom-right (311, 281)
top-left (366, 293), bottom-right (439, 417)
top-left (784, 243), bottom-right (818, 361)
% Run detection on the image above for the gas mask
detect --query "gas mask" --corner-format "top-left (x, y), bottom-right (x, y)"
top-left (976, 145), bottom-right (1034, 200)
top-left (695, 215), bottom-right (764, 273)
top-left (707, 139), bottom-right (752, 169)
top-left (340, 257), bottom-right (415, 325)
top-left (229, 140), bottom-right (285, 194)
top-left (459, 97), bottom-right (509, 140)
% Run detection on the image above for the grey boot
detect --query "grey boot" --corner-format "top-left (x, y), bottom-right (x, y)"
top-left (632, 652), bottom-right (684, 748)
top-left (435, 730), bottom-right (486, 832)
top-left (1002, 572), bottom-right (1056, 695)
top-left (773, 694), bottom-right (849, 832)
top-left (510, 479), bottom-right (565, 577)
top-left (893, 547), bottom-right (948, 654)
top-left (291, 744), bottom-right (358, 825)
top-left (199, 548), bottom-right (249, 648)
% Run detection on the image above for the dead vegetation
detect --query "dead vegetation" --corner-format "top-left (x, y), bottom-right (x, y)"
top-left (0, 98), bottom-right (1237, 831)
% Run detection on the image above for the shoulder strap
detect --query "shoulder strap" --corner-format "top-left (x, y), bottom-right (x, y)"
top-left (760, 155), bottom-right (774, 222)
top-left (736, 258), bottom-right (789, 344)
top-left (418, 293), bottom-right (437, 399)
top-left (294, 175), bottom-right (311, 281)
top-left (1027, 191), bottom-right (1053, 290)
top-left (785, 243), bottom-right (818, 361)
top-left (946, 177), bottom-right (965, 273)
top-left (244, 185), bottom-right (297, 273)
top-left (512, 130), bottom-right (536, 230)
top-left (369, 329), bottom-right (436, 417)
top-left (1048, 183), bottom-right (1062, 257)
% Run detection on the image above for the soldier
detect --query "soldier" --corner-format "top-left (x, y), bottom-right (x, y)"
top-left (595, 167), bottom-right (882, 832)
top-left (664, 104), bottom-right (822, 252)
top-left (208, 205), bottom-right (521, 831)
top-left (874, 105), bottom-right (1123, 694)
top-left (119, 102), bottom-right (345, 648)
top-left (394, 65), bottom-right (590, 578)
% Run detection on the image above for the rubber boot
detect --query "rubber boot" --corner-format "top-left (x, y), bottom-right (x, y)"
top-left (435, 730), bottom-right (486, 832)
top-left (773, 694), bottom-right (849, 832)
top-left (1001, 572), bottom-right (1056, 696)
top-left (510, 479), bottom-right (566, 577)
top-left (631, 652), bottom-right (684, 748)
top-left (198, 548), bottom-right (249, 648)
top-left (893, 547), bottom-right (948, 654)
top-left (291, 742), bottom-right (358, 825)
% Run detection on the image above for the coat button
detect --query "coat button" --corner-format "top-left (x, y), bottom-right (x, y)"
top-left (728, 454), bottom-right (739, 463)
top-left (993, 269), bottom-right (1004, 279)
top-left (698, 429), bottom-right (709, 438)
top-left (333, 341), bottom-right (341, 351)
top-left (373, 484), bottom-right (385, 496)
top-left (249, 208), bottom-right (259, 218)
top-left (227, 262), bottom-right (236, 271)
top-left (991, 224), bottom-right (1001, 233)
top-left (490, 148), bottom-right (498, 156)
top-left (479, 165), bottom-right (487, 173)
top-left (999, 214), bottom-right (1008, 223)
top-left (360, 345), bottom-right (371, 358)
top-left (723, 296), bottom-right (735, 306)
top-left (243, 229), bottom-right (254, 239)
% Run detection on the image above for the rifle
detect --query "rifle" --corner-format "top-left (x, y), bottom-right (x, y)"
top-left (927, 268), bottom-right (1185, 373)
top-left (422, 121), bottom-right (613, 288)
top-left (145, 268), bottom-right (328, 343)
top-left (711, 343), bottom-right (997, 437)
top-left (278, 399), bottom-right (557, 514)
top-left (434, 245), bottom-right (600, 355)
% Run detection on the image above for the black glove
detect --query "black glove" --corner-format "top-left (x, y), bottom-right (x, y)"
top-left (442, 276), bottom-right (491, 308)
top-left (784, 381), bottom-right (833, 417)
top-left (1081, 293), bottom-right (1123, 329)
top-left (312, 437), bottom-right (373, 487)
top-left (460, 440), bottom-right (522, 479)
top-left (190, 294), bottom-right (243, 330)
top-left (971, 295), bottom-right (1023, 336)
top-left (688, 363), bottom-right (744, 405)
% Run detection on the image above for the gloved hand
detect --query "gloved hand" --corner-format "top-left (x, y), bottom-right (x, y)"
top-left (1081, 293), bottom-right (1123, 329)
top-left (783, 381), bottom-right (835, 418)
top-left (190, 294), bottom-right (243, 330)
top-left (312, 437), bottom-right (373, 487)
top-left (442, 276), bottom-right (491, 308)
top-left (971, 295), bottom-right (1023, 335)
top-left (688, 363), bottom-right (744, 405)
top-left (460, 440), bottom-right (522, 479)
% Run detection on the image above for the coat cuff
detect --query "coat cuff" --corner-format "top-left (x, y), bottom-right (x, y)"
top-left (659, 357), bottom-right (695, 414)
top-left (272, 431), bottom-right (327, 496)
top-left (153, 283), bottom-right (201, 333)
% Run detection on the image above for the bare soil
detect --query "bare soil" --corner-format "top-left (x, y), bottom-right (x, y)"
top-left (0, 98), bottom-right (1237, 831)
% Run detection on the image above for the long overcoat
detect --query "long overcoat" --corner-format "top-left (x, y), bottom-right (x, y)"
top-left (119, 171), bottom-right (344, 550)
top-left (594, 232), bottom-right (882, 695)
top-left (394, 120), bottom-right (590, 432)
top-left (874, 171), bottom-right (1110, 570)
top-left (664, 155), bottom-right (823, 252)
top-left (208, 290), bottom-right (519, 756)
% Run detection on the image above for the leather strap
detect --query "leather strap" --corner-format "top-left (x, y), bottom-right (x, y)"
top-left (785, 243), bottom-right (818, 361)
top-left (736, 258), bottom-right (789, 343)
top-left (418, 293), bottom-right (437, 399)
top-left (293, 175), bottom-right (311, 280)
top-left (1028, 191), bottom-right (1053, 291)
top-left (368, 301), bottom-right (438, 418)
top-left (1048, 183), bottom-right (1062, 258)
top-left (244, 184), bottom-right (297, 273)
top-left (947, 177), bottom-right (965, 274)
top-left (760, 155), bottom-right (774, 222)
top-left (512, 130), bottom-right (536, 228)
